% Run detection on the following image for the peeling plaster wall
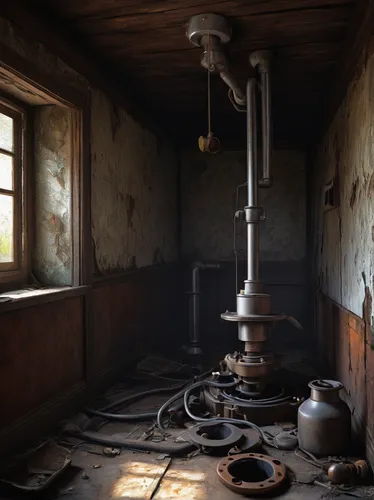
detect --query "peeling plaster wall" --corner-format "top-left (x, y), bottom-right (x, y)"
top-left (0, 16), bottom-right (179, 276)
top-left (91, 89), bottom-right (178, 273)
top-left (34, 106), bottom-right (73, 285)
top-left (313, 46), bottom-right (374, 319)
top-left (181, 149), bottom-right (306, 262)
top-left (313, 44), bottom-right (374, 465)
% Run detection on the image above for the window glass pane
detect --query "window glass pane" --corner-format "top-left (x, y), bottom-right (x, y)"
top-left (0, 153), bottom-right (13, 190)
top-left (0, 194), bottom-right (14, 263)
top-left (0, 112), bottom-right (13, 152)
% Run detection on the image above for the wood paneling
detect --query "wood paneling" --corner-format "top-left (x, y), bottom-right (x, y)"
top-left (92, 265), bottom-right (180, 375)
top-left (317, 293), bottom-right (374, 463)
top-left (11, 0), bottom-right (357, 147)
top-left (0, 296), bottom-right (84, 427)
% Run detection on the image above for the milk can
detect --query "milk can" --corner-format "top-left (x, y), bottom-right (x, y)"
top-left (298, 379), bottom-right (351, 456)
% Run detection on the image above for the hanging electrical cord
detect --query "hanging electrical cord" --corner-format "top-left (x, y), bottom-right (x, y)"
top-left (198, 31), bottom-right (220, 154)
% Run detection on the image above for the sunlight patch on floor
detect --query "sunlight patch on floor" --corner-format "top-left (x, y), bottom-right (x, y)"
top-left (111, 460), bottom-right (207, 500)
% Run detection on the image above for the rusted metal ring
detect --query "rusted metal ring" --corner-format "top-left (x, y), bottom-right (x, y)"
top-left (217, 453), bottom-right (286, 495)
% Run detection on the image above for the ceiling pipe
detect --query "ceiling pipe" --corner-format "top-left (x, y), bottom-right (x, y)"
top-left (186, 14), bottom-right (246, 106)
top-left (201, 35), bottom-right (246, 106)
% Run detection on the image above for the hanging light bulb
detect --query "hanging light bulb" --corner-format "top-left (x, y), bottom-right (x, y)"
top-left (198, 33), bottom-right (220, 154)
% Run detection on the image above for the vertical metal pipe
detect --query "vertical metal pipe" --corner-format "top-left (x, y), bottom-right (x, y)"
top-left (246, 78), bottom-right (259, 282)
top-left (188, 262), bottom-right (221, 354)
top-left (259, 64), bottom-right (272, 187)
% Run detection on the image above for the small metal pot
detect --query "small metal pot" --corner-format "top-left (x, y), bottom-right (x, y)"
top-left (298, 379), bottom-right (351, 457)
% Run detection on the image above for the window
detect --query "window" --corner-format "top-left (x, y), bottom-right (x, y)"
top-left (0, 102), bottom-right (25, 279)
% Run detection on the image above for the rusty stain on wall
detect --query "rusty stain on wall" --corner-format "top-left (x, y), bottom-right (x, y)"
top-left (91, 89), bottom-right (178, 273)
top-left (313, 48), bottom-right (374, 317)
top-left (34, 106), bottom-right (73, 285)
top-left (180, 149), bottom-right (306, 262)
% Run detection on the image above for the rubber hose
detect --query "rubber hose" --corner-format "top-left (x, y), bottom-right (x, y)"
top-left (72, 430), bottom-right (196, 455)
top-left (85, 397), bottom-right (185, 422)
top-left (156, 380), bottom-right (237, 431)
top-left (97, 381), bottom-right (190, 412)
top-left (96, 367), bottom-right (215, 413)
top-left (85, 409), bottom-right (158, 421)
top-left (182, 382), bottom-right (277, 448)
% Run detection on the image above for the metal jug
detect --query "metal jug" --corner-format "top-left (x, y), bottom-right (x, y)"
top-left (298, 379), bottom-right (351, 456)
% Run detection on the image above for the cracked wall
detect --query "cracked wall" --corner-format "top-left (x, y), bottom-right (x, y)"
top-left (91, 89), bottom-right (178, 273)
top-left (313, 43), bottom-right (374, 465)
top-left (34, 106), bottom-right (73, 285)
top-left (313, 44), bottom-right (374, 320)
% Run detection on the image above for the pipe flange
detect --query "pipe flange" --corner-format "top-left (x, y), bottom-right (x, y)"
top-left (217, 453), bottom-right (287, 495)
top-left (186, 14), bottom-right (231, 46)
top-left (188, 422), bottom-right (243, 451)
top-left (225, 352), bottom-right (274, 378)
top-left (221, 311), bottom-right (287, 322)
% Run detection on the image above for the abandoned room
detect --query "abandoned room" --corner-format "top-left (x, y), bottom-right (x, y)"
top-left (0, 0), bottom-right (373, 498)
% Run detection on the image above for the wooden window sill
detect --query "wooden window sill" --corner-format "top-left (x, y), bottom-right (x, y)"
top-left (0, 285), bottom-right (89, 313)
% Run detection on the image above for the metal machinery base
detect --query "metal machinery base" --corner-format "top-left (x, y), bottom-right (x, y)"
top-left (202, 378), bottom-right (300, 426)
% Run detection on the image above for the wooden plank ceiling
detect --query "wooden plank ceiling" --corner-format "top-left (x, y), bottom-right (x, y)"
top-left (31, 0), bottom-right (356, 148)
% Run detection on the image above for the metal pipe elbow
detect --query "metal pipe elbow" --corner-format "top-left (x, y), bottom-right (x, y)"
top-left (219, 71), bottom-right (246, 106)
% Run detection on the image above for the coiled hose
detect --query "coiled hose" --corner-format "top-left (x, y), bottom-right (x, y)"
top-left (156, 379), bottom-right (277, 448)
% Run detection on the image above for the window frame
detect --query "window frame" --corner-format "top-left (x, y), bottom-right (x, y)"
top-left (0, 97), bottom-right (27, 288)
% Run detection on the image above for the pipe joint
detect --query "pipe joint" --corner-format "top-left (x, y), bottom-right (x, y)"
top-left (244, 206), bottom-right (264, 223)
top-left (249, 50), bottom-right (272, 72)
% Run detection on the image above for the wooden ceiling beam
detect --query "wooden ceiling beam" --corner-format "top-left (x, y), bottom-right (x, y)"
top-left (0, 0), bottom-right (160, 134)
top-left (43, 0), bottom-right (352, 21)
top-left (73, 5), bottom-right (352, 36)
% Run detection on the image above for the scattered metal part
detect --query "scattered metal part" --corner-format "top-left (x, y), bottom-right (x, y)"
top-left (217, 452), bottom-right (286, 495)
top-left (140, 423), bottom-right (157, 441)
top-left (187, 422), bottom-right (243, 454)
top-left (328, 460), bottom-right (369, 484)
top-left (91, 464), bottom-right (103, 469)
top-left (314, 480), bottom-right (365, 498)
top-left (274, 430), bottom-right (298, 450)
top-left (0, 442), bottom-right (71, 492)
top-left (228, 429), bottom-right (262, 455)
top-left (58, 486), bottom-right (75, 496)
top-left (298, 380), bottom-right (351, 456)
top-left (81, 472), bottom-right (89, 480)
top-left (103, 447), bottom-right (121, 457)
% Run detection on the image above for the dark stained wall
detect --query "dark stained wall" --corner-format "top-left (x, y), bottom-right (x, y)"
top-left (180, 149), bottom-right (308, 353)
